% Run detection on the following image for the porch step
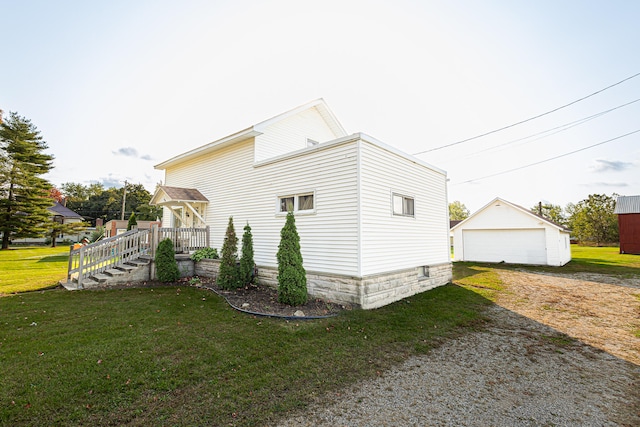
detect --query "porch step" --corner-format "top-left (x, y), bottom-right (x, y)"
top-left (104, 268), bottom-right (125, 277)
top-left (60, 277), bottom-right (100, 290)
top-left (92, 273), bottom-right (111, 283)
top-left (126, 259), bottom-right (150, 267)
top-left (115, 264), bottom-right (137, 273)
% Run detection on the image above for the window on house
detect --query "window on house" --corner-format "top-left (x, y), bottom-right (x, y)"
top-left (393, 193), bottom-right (414, 217)
top-left (298, 194), bottom-right (314, 211)
top-left (279, 193), bottom-right (315, 213)
top-left (279, 196), bottom-right (294, 213)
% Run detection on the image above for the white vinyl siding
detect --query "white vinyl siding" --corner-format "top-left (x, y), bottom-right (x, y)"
top-left (359, 140), bottom-right (449, 276)
top-left (164, 138), bottom-right (360, 276)
top-left (254, 107), bottom-right (342, 162)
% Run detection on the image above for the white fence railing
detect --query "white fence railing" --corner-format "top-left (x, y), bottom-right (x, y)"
top-left (67, 226), bottom-right (209, 288)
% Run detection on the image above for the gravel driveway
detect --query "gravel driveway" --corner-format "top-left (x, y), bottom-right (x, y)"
top-left (277, 271), bottom-right (640, 426)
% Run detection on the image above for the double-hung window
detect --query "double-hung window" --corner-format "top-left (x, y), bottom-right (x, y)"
top-left (278, 192), bottom-right (315, 214)
top-left (393, 193), bottom-right (414, 217)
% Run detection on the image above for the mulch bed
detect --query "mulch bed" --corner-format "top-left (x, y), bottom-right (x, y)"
top-left (196, 277), bottom-right (349, 318)
top-left (76, 276), bottom-right (350, 318)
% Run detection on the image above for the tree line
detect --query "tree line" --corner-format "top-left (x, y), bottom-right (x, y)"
top-left (0, 111), bottom-right (159, 249)
top-left (59, 182), bottom-right (161, 224)
top-left (449, 193), bottom-right (620, 246)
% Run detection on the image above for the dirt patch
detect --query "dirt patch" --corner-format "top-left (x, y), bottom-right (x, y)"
top-left (496, 270), bottom-right (640, 365)
top-left (277, 271), bottom-right (640, 426)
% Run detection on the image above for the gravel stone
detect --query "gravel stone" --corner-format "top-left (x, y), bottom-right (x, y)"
top-left (277, 304), bottom-right (639, 426)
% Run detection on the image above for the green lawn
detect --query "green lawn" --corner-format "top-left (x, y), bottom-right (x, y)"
top-left (1, 244), bottom-right (637, 426)
top-left (0, 246), bottom-right (70, 294)
top-left (0, 284), bottom-right (489, 426)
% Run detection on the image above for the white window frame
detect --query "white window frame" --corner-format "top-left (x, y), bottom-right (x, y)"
top-left (277, 191), bottom-right (316, 215)
top-left (392, 192), bottom-right (415, 217)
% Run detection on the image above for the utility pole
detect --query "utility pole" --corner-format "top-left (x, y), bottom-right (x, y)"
top-left (121, 180), bottom-right (128, 220)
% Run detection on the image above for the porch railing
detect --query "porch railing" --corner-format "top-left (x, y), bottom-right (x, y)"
top-left (67, 225), bottom-right (209, 288)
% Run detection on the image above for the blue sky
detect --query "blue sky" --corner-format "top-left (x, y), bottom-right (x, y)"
top-left (2, 0), bottom-right (638, 212)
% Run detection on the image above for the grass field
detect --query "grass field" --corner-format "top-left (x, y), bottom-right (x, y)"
top-left (0, 245), bottom-right (637, 426)
top-left (0, 284), bottom-right (489, 426)
top-left (0, 246), bottom-right (70, 294)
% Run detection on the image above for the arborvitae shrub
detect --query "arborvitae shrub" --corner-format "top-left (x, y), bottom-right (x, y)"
top-left (239, 223), bottom-right (255, 285)
top-left (155, 238), bottom-right (180, 282)
top-left (127, 212), bottom-right (137, 231)
top-left (217, 216), bottom-right (240, 290)
top-left (277, 211), bottom-right (307, 305)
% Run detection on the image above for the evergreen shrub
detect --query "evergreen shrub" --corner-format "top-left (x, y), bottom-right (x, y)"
top-left (155, 238), bottom-right (180, 282)
top-left (239, 223), bottom-right (255, 285)
top-left (217, 217), bottom-right (240, 290)
top-left (277, 211), bottom-right (307, 305)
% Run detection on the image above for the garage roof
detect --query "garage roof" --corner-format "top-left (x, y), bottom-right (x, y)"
top-left (451, 197), bottom-right (570, 232)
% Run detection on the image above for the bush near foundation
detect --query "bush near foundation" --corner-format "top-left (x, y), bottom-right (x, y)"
top-left (155, 238), bottom-right (180, 282)
top-left (277, 211), bottom-right (307, 305)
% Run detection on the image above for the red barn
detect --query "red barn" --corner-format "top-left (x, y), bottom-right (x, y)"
top-left (614, 195), bottom-right (640, 255)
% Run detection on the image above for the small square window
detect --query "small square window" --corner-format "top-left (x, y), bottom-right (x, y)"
top-left (280, 197), bottom-right (294, 213)
top-left (393, 193), bottom-right (414, 217)
top-left (298, 194), bottom-right (314, 211)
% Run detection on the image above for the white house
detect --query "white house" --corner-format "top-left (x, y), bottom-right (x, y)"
top-left (452, 197), bottom-right (571, 266)
top-left (151, 99), bottom-right (452, 309)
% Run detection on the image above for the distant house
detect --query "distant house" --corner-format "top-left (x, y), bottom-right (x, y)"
top-left (50, 201), bottom-right (84, 225)
top-left (614, 195), bottom-right (640, 255)
top-left (12, 202), bottom-right (85, 244)
top-left (104, 219), bottom-right (162, 238)
top-left (452, 197), bottom-right (571, 266)
top-left (151, 99), bottom-right (452, 309)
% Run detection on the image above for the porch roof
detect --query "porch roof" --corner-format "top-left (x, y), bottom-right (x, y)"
top-left (150, 186), bottom-right (209, 206)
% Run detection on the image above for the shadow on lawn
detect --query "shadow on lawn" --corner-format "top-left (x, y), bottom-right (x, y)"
top-left (35, 254), bottom-right (69, 263)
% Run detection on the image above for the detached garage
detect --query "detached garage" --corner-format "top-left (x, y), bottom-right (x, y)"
top-left (452, 197), bottom-right (571, 266)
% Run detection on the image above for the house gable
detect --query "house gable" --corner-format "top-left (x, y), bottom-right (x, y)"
top-left (155, 99), bottom-right (346, 171)
top-left (254, 102), bottom-right (347, 162)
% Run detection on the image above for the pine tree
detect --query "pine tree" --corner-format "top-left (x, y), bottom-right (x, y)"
top-left (277, 211), bottom-right (307, 305)
top-left (0, 112), bottom-right (54, 249)
top-left (218, 216), bottom-right (240, 289)
top-left (155, 238), bottom-right (180, 282)
top-left (127, 212), bottom-right (138, 230)
top-left (239, 223), bottom-right (255, 285)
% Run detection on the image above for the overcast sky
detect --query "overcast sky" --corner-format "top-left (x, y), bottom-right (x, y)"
top-left (2, 0), bottom-right (638, 212)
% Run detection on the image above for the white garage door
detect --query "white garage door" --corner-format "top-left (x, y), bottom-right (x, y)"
top-left (462, 229), bottom-right (547, 265)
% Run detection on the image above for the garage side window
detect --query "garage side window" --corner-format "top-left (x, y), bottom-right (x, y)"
top-left (393, 193), bottom-right (414, 217)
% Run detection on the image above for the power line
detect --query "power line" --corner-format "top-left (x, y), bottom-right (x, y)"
top-left (453, 129), bottom-right (640, 185)
top-left (413, 72), bottom-right (640, 155)
top-left (448, 98), bottom-right (640, 162)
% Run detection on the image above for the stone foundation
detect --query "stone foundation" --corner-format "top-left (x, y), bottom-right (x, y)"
top-left (92, 257), bottom-right (450, 310)
top-left (255, 262), bottom-right (452, 309)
